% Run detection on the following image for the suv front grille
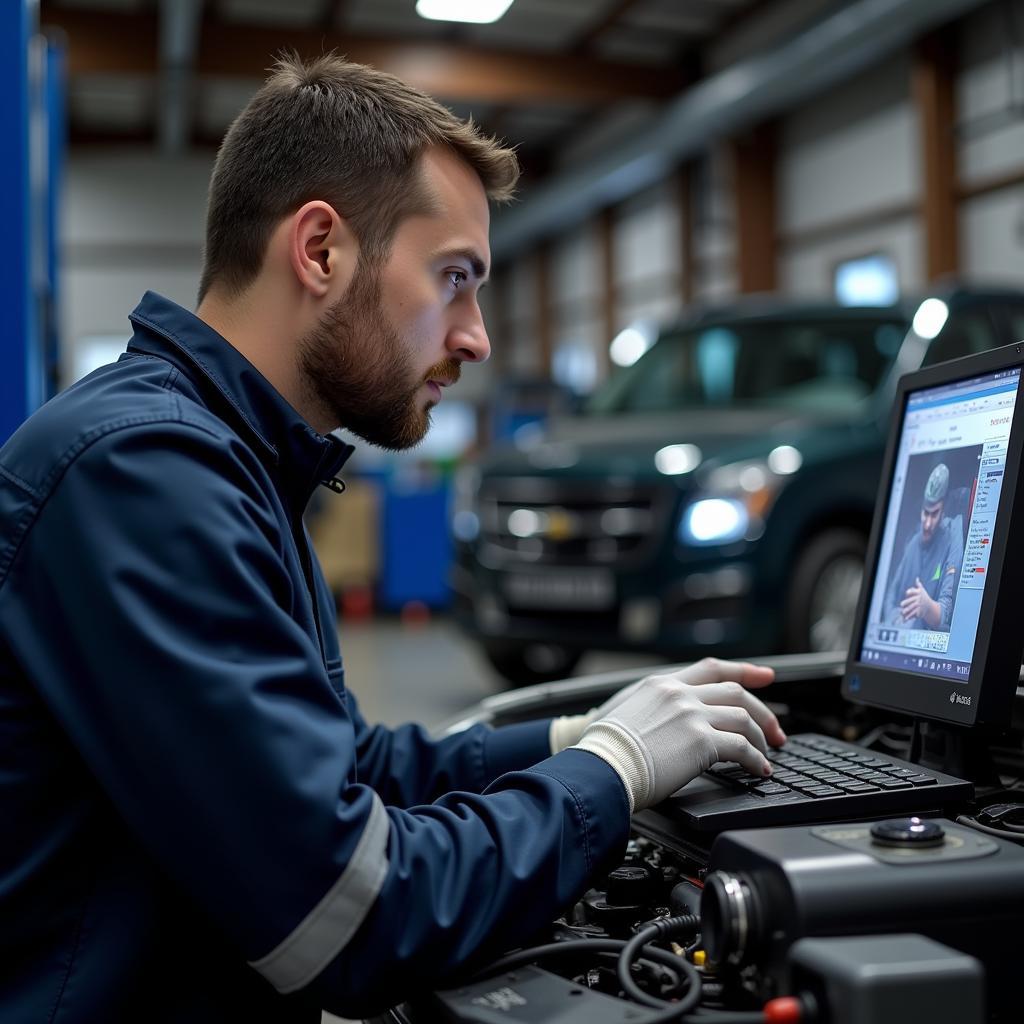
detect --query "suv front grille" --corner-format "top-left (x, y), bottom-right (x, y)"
top-left (479, 479), bottom-right (670, 566)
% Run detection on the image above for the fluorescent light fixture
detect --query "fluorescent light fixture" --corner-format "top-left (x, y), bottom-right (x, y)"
top-left (416, 0), bottom-right (515, 24)
top-left (912, 298), bottom-right (950, 340)
top-left (834, 253), bottom-right (899, 306)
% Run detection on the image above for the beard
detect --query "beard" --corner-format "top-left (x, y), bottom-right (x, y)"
top-left (298, 263), bottom-right (461, 451)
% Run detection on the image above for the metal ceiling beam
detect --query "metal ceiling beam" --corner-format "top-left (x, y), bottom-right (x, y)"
top-left (491, 0), bottom-right (989, 259)
top-left (570, 0), bottom-right (644, 53)
top-left (40, 4), bottom-right (687, 105)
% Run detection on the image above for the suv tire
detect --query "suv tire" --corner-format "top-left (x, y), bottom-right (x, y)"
top-left (481, 639), bottom-right (582, 687)
top-left (786, 527), bottom-right (867, 654)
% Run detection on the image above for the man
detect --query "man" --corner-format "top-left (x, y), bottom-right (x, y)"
top-left (885, 462), bottom-right (964, 631)
top-left (0, 56), bottom-right (784, 1021)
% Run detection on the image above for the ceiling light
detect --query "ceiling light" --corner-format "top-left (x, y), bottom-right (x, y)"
top-left (416, 0), bottom-right (515, 24)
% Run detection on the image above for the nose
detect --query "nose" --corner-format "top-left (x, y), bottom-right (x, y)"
top-left (446, 302), bottom-right (491, 363)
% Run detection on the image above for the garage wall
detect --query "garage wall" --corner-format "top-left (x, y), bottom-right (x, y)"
top-left (550, 222), bottom-right (602, 392)
top-left (957, 1), bottom-right (1024, 285)
top-left (612, 179), bottom-right (682, 327)
top-left (777, 54), bottom-right (922, 297)
top-left (691, 145), bottom-right (738, 302)
top-left (503, 251), bottom-right (541, 376)
top-left (62, 151), bottom-right (211, 384)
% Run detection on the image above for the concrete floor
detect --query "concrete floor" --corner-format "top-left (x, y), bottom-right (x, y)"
top-left (338, 613), bottom-right (663, 731)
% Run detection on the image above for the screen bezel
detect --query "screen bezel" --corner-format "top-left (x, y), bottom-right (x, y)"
top-left (842, 342), bottom-right (1024, 727)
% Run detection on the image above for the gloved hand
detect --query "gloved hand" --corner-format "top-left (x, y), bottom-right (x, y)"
top-left (549, 658), bottom-right (778, 754)
top-left (569, 659), bottom-right (785, 812)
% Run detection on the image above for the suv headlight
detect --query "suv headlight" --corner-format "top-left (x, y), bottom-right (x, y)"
top-left (678, 446), bottom-right (803, 547)
top-left (681, 497), bottom-right (749, 545)
top-left (451, 466), bottom-right (481, 542)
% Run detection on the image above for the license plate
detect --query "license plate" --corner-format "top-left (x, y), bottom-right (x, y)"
top-left (501, 570), bottom-right (615, 610)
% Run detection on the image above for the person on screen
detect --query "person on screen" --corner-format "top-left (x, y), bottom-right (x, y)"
top-left (884, 462), bottom-right (963, 630)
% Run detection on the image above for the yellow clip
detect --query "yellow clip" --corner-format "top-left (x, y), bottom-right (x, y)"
top-left (692, 949), bottom-right (707, 967)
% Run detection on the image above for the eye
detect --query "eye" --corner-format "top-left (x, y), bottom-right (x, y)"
top-left (446, 269), bottom-right (468, 290)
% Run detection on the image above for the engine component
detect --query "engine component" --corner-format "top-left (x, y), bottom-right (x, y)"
top-left (787, 934), bottom-right (983, 1024)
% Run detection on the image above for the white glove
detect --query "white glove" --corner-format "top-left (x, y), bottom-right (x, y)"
top-left (549, 658), bottom-right (778, 754)
top-left (571, 659), bottom-right (785, 812)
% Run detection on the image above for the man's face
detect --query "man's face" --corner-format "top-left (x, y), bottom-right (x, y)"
top-left (921, 500), bottom-right (944, 545)
top-left (298, 147), bottom-right (491, 449)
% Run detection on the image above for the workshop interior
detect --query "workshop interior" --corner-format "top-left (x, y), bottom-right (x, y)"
top-left (6, 1), bottom-right (1024, 1022)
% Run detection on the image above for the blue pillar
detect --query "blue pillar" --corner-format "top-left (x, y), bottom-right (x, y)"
top-left (42, 38), bottom-right (67, 404)
top-left (0, 2), bottom-right (33, 443)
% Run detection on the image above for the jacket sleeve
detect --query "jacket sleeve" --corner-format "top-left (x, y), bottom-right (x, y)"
top-left (345, 688), bottom-right (555, 805)
top-left (12, 421), bottom-right (629, 1017)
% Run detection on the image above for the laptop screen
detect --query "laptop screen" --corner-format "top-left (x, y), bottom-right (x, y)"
top-left (858, 366), bottom-right (1021, 683)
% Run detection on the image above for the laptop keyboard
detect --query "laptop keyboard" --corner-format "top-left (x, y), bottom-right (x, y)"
top-left (661, 733), bottom-right (974, 832)
top-left (709, 734), bottom-right (945, 797)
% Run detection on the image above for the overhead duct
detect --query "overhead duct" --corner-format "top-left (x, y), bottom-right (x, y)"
top-left (157, 0), bottom-right (203, 154)
top-left (491, 0), bottom-right (985, 260)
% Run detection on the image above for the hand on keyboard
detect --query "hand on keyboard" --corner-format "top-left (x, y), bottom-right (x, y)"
top-left (572, 658), bottom-right (786, 811)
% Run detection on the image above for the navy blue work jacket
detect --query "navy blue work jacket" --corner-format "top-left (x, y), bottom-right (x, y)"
top-left (0, 293), bottom-right (629, 1022)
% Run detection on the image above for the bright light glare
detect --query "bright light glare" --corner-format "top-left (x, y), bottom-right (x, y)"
top-left (683, 499), bottom-right (748, 545)
top-left (767, 445), bottom-right (803, 475)
top-left (610, 325), bottom-right (654, 367)
top-left (912, 298), bottom-right (949, 340)
top-left (416, 0), bottom-right (514, 23)
top-left (655, 443), bottom-right (702, 476)
top-left (835, 254), bottom-right (899, 306)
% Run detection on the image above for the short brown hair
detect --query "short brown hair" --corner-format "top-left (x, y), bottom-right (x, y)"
top-left (198, 53), bottom-right (519, 303)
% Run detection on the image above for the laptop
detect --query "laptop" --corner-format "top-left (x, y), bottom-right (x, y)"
top-left (648, 341), bottom-right (1024, 833)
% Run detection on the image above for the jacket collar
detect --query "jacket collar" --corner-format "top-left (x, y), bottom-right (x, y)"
top-left (127, 291), bottom-right (354, 510)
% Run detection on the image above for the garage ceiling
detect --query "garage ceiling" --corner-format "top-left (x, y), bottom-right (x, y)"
top-left (41, 0), bottom-right (780, 175)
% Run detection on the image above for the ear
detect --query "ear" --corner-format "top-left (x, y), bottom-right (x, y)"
top-left (287, 200), bottom-right (359, 299)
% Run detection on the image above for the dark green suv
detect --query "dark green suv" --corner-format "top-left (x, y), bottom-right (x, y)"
top-left (452, 284), bottom-right (1024, 684)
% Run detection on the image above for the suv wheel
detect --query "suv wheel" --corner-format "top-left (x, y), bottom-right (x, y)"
top-left (786, 528), bottom-right (866, 654)
top-left (481, 639), bottom-right (582, 687)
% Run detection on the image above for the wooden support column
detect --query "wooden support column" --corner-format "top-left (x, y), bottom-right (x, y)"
top-left (677, 163), bottom-right (695, 305)
top-left (914, 29), bottom-right (959, 281)
top-left (597, 208), bottom-right (616, 378)
top-left (731, 123), bottom-right (778, 294)
top-left (534, 243), bottom-right (554, 378)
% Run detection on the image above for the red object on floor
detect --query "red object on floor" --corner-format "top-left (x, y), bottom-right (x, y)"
top-left (400, 600), bottom-right (431, 627)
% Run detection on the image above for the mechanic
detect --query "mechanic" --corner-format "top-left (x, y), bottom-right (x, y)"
top-left (0, 55), bottom-right (785, 1022)
top-left (884, 462), bottom-right (964, 631)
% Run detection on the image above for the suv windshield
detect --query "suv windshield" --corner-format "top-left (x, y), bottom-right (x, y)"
top-left (586, 317), bottom-right (908, 415)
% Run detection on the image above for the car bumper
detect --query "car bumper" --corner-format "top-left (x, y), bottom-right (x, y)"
top-left (451, 553), bottom-right (782, 659)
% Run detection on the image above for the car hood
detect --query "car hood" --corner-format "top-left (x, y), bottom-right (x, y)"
top-left (484, 408), bottom-right (853, 480)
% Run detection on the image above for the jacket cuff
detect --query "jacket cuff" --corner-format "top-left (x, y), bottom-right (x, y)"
top-left (482, 719), bottom-right (556, 783)
top-left (528, 748), bottom-right (631, 873)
